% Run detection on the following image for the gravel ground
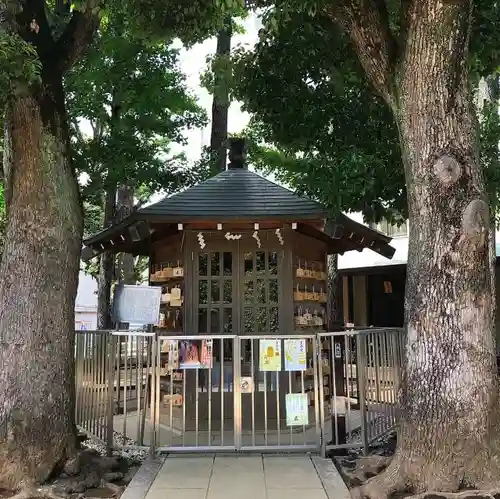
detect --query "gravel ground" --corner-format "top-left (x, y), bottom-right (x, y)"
top-left (78, 427), bottom-right (149, 463)
top-left (346, 415), bottom-right (395, 454)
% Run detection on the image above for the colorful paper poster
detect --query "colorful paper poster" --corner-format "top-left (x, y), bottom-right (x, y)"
top-left (259, 339), bottom-right (282, 371)
top-left (179, 340), bottom-right (200, 369)
top-left (200, 339), bottom-right (213, 368)
top-left (284, 339), bottom-right (307, 371)
top-left (286, 393), bottom-right (309, 426)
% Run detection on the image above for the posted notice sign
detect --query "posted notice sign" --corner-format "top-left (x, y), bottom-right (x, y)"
top-left (259, 339), bottom-right (282, 371)
top-left (284, 339), bottom-right (307, 371)
top-left (285, 393), bottom-right (309, 426)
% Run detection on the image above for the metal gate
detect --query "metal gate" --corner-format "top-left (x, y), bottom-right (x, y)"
top-left (75, 328), bottom-right (402, 455)
top-left (153, 334), bottom-right (320, 453)
top-left (154, 335), bottom-right (238, 452)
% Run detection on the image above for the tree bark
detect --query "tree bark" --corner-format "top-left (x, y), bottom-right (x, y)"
top-left (116, 185), bottom-right (136, 284)
top-left (0, 67), bottom-right (83, 488)
top-left (333, 2), bottom-right (500, 497)
top-left (210, 16), bottom-right (232, 174)
top-left (394, 9), bottom-right (497, 488)
top-left (97, 187), bottom-right (115, 329)
top-left (326, 253), bottom-right (343, 330)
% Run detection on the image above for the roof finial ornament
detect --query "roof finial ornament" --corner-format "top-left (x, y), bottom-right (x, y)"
top-left (227, 137), bottom-right (248, 170)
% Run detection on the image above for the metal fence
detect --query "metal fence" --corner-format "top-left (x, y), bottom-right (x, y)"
top-left (75, 328), bottom-right (403, 456)
top-left (75, 330), bottom-right (155, 453)
top-left (75, 330), bottom-right (111, 446)
top-left (317, 328), bottom-right (403, 455)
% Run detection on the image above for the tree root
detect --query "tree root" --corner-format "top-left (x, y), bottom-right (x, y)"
top-left (350, 453), bottom-right (500, 499)
top-left (350, 453), bottom-right (406, 499)
top-left (407, 491), bottom-right (500, 499)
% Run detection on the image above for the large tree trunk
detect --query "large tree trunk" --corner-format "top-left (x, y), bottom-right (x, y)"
top-left (97, 187), bottom-right (116, 329)
top-left (395, 63), bottom-right (497, 490)
top-left (337, 3), bottom-right (499, 498)
top-left (393, 4), bottom-right (498, 493)
top-left (210, 16), bottom-right (232, 174)
top-left (0, 68), bottom-right (83, 488)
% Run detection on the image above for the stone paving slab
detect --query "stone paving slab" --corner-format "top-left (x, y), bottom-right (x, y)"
top-left (139, 454), bottom-right (349, 499)
top-left (120, 456), bottom-right (165, 499)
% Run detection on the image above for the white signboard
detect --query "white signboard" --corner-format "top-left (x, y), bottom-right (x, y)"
top-left (113, 285), bottom-right (161, 325)
top-left (285, 393), bottom-right (309, 426)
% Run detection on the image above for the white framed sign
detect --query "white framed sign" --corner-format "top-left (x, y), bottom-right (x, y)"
top-left (112, 284), bottom-right (161, 325)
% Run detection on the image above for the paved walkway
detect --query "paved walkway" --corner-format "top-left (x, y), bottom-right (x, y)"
top-left (124, 454), bottom-right (350, 499)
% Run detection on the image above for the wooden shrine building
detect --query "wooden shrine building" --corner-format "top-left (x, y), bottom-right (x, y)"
top-left (83, 138), bottom-right (395, 337)
top-left (82, 138), bottom-right (395, 437)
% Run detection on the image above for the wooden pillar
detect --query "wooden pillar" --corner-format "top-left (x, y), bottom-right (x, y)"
top-left (352, 275), bottom-right (368, 326)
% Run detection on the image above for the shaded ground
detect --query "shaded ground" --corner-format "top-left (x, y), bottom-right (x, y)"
top-left (0, 433), bottom-right (145, 499)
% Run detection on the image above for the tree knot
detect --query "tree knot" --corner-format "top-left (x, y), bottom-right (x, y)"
top-left (460, 199), bottom-right (489, 251)
top-left (433, 155), bottom-right (461, 185)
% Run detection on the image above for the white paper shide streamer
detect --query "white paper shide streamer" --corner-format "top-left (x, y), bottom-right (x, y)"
top-left (197, 232), bottom-right (206, 249)
top-left (252, 230), bottom-right (262, 248)
top-left (225, 232), bottom-right (242, 240)
top-left (275, 228), bottom-right (284, 245)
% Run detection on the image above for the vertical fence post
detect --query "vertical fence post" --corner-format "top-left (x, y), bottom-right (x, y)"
top-left (149, 333), bottom-right (158, 457)
top-left (332, 335), bottom-right (347, 446)
top-left (106, 333), bottom-right (117, 456)
top-left (393, 328), bottom-right (404, 425)
top-left (317, 334), bottom-right (326, 457)
top-left (233, 336), bottom-right (242, 451)
top-left (356, 332), bottom-right (369, 455)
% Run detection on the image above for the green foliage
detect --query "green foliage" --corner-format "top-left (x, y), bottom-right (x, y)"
top-left (83, 201), bottom-right (104, 239)
top-left (201, 53), bottom-right (234, 105)
top-left (66, 5), bottom-right (212, 281)
top-left (233, 7), bottom-right (500, 223)
top-left (233, 11), bottom-right (405, 222)
top-left (470, 1), bottom-right (500, 79)
top-left (124, 0), bottom-right (246, 46)
top-left (133, 255), bottom-right (149, 283)
top-left (194, 145), bottom-right (233, 177)
top-left (480, 95), bottom-right (500, 220)
top-left (82, 201), bottom-right (103, 278)
top-left (0, 32), bottom-right (41, 103)
top-left (65, 9), bottom-right (209, 206)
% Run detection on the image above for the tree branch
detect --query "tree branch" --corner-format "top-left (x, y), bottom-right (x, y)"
top-left (54, 2), bottom-right (100, 74)
top-left (398, 0), bottom-right (411, 58)
top-left (15, 0), bottom-right (55, 58)
top-left (328, 0), bottom-right (398, 107)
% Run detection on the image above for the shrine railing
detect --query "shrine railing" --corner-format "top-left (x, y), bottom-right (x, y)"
top-left (74, 328), bottom-right (403, 456)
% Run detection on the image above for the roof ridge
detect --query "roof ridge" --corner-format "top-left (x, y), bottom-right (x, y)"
top-left (140, 167), bottom-right (325, 217)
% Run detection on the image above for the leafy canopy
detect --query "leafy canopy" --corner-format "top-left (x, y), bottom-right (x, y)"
top-left (231, 11), bottom-right (404, 222)
top-left (66, 6), bottom-right (209, 208)
top-left (228, 4), bottom-right (500, 222)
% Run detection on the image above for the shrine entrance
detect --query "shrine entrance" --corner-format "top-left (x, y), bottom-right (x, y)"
top-left (154, 333), bottom-right (321, 452)
top-left (152, 238), bottom-right (321, 452)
